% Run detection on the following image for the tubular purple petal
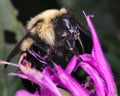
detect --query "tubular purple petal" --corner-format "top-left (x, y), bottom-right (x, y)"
top-left (40, 78), bottom-right (63, 96)
top-left (83, 11), bottom-right (117, 96)
top-left (65, 55), bottom-right (78, 74)
top-left (15, 90), bottom-right (38, 96)
top-left (78, 61), bottom-right (106, 96)
top-left (8, 72), bottom-right (29, 80)
top-left (40, 74), bottom-right (63, 96)
top-left (12, 61), bottom-right (63, 96)
top-left (55, 64), bottom-right (89, 96)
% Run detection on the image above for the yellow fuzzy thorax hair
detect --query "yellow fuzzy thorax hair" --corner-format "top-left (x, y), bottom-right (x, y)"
top-left (26, 8), bottom-right (67, 46)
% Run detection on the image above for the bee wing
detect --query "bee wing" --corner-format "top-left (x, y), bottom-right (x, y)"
top-left (5, 33), bottom-right (29, 68)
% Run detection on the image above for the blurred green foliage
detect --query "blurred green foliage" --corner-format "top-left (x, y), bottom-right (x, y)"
top-left (0, 0), bottom-right (120, 96)
top-left (0, 0), bottom-right (25, 96)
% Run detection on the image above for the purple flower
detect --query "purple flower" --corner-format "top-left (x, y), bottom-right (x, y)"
top-left (0, 11), bottom-right (117, 96)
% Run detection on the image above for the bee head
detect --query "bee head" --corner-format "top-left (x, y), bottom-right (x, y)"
top-left (53, 13), bottom-right (82, 52)
top-left (26, 8), bottom-right (83, 53)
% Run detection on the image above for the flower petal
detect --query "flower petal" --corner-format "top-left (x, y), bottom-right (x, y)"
top-left (19, 64), bottom-right (63, 96)
top-left (78, 61), bottom-right (106, 96)
top-left (55, 64), bottom-right (89, 96)
top-left (83, 11), bottom-right (117, 96)
top-left (65, 55), bottom-right (78, 74)
top-left (15, 90), bottom-right (38, 96)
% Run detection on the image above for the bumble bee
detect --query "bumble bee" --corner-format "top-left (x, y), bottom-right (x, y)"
top-left (6, 8), bottom-right (89, 68)
top-left (5, 8), bottom-right (91, 93)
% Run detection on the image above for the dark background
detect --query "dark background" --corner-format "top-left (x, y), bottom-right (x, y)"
top-left (0, 0), bottom-right (120, 95)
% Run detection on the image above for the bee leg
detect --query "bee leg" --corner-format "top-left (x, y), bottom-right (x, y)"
top-left (77, 36), bottom-right (84, 53)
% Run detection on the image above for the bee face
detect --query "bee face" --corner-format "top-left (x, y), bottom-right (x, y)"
top-left (53, 13), bottom-right (81, 51)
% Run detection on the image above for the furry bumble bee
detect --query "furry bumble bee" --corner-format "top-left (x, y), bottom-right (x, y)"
top-left (6, 8), bottom-right (88, 69)
top-left (6, 8), bottom-right (91, 93)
